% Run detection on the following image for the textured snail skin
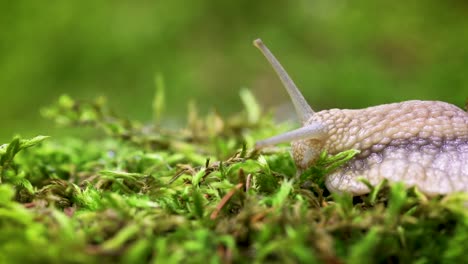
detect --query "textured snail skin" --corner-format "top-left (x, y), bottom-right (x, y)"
top-left (292, 100), bottom-right (468, 196)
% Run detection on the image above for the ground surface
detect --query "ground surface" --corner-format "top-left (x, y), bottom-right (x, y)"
top-left (1, 93), bottom-right (467, 263)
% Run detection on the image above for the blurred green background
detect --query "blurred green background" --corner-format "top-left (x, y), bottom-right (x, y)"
top-left (1, 1), bottom-right (467, 142)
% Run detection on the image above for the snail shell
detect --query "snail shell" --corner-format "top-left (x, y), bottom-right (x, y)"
top-left (253, 39), bottom-right (468, 196)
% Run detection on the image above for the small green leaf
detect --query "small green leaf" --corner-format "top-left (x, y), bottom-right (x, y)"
top-left (20, 135), bottom-right (50, 149)
top-left (386, 182), bottom-right (407, 225)
top-left (240, 88), bottom-right (260, 124)
top-left (192, 168), bottom-right (206, 186)
top-left (100, 170), bottom-right (145, 179)
top-left (331, 192), bottom-right (354, 218)
top-left (122, 240), bottom-right (151, 264)
top-left (271, 179), bottom-right (293, 208)
top-left (153, 73), bottom-right (166, 125)
top-left (1, 135), bottom-right (49, 168)
top-left (0, 184), bottom-right (15, 205)
top-left (358, 177), bottom-right (388, 205)
top-left (191, 189), bottom-right (205, 219)
top-left (348, 227), bottom-right (380, 264)
top-left (0, 136), bottom-right (21, 166)
top-left (101, 223), bottom-right (140, 251)
top-left (58, 94), bottom-right (75, 108)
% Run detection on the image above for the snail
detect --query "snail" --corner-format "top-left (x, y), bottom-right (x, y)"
top-left (253, 38), bottom-right (468, 196)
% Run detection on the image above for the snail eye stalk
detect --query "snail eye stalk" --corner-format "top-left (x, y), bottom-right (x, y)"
top-left (253, 38), bottom-right (314, 123)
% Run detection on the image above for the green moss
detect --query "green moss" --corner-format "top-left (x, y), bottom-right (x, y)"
top-left (0, 92), bottom-right (467, 263)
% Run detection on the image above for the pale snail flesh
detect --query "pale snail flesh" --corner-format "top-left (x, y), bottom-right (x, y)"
top-left (253, 38), bottom-right (468, 196)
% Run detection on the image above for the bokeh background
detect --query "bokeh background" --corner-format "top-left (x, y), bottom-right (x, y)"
top-left (1, 1), bottom-right (467, 142)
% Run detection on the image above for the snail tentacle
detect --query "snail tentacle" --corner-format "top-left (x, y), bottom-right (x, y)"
top-left (255, 122), bottom-right (327, 149)
top-left (253, 38), bottom-right (314, 123)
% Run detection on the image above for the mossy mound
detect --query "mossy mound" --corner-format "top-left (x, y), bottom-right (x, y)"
top-left (1, 92), bottom-right (467, 263)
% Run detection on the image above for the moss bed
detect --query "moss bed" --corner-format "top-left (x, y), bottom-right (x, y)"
top-left (1, 92), bottom-right (467, 263)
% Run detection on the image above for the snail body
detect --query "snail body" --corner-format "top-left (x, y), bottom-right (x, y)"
top-left (253, 39), bottom-right (468, 196)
